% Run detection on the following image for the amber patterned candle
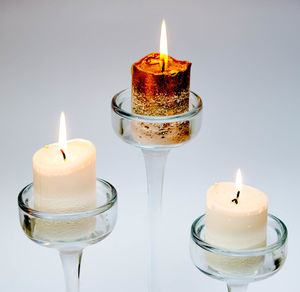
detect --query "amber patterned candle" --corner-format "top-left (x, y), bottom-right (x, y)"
top-left (131, 20), bottom-right (192, 145)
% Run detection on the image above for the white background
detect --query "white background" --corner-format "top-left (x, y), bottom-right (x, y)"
top-left (0, 0), bottom-right (299, 291)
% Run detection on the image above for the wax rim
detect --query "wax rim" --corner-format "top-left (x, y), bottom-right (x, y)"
top-left (206, 182), bottom-right (268, 215)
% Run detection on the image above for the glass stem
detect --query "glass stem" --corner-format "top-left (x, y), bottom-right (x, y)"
top-left (227, 283), bottom-right (248, 292)
top-left (142, 149), bottom-right (170, 292)
top-left (59, 249), bottom-right (83, 292)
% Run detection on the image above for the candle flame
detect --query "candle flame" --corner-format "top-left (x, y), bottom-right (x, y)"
top-left (58, 112), bottom-right (67, 156)
top-left (160, 19), bottom-right (168, 65)
top-left (235, 168), bottom-right (243, 192)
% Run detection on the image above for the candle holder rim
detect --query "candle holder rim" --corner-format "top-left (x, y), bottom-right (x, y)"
top-left (191, 213), bottom-right (287, 257)
top-left (111, 88), bottom-right (203, 123)
top-left (18, 178), bottom-right (117, 220)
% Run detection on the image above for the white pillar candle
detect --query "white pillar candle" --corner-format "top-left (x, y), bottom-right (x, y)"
top-left (33, 139), bottom-right (96, 213)
top-left (33, 113), bottom-right (96, 213)
top-left (32, 113), bottom-right (97, 242)
top-left (205, 171), bottom-right (268, 250)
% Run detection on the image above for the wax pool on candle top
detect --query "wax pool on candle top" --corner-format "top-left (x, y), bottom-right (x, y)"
top-left (33, 138), bottom-right (96, 213)
top-left (205, 182), bottom-right (268, 250)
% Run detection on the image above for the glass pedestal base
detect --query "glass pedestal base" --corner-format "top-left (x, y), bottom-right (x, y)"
top-left (112, 88), bottom-right (203, 291)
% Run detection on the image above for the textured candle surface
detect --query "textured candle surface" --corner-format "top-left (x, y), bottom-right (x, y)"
top-left (131, 53), bottom-right (191, 145)
top-left (205, 182), bottom-right (268, 250)
top-left (33, 138), bottom-right (96, 213)
top-left (131, 52), bottom-right (191, 116)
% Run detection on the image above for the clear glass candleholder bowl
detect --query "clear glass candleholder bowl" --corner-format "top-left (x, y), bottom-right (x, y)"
top-left (18, 178), bottom-right (117, 292)
top-left (111, 88), bottom-right (203, 149)
top-left (190, 214), bottom-right (288, 292)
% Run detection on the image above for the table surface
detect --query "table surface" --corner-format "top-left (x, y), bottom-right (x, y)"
top-left (0, 0), bottom-right (299, 291)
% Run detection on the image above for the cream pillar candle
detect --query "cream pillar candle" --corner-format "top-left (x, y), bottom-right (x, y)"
top-left (33, 113), bottom-right (96, 213)
top-left (205, 170), bottom-right (268, 250)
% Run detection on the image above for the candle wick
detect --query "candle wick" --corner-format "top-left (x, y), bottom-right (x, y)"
top-left (60, 149), bottom-right (66, 161)
top-left (161, 59), bottom-right (165, 72)
top-left (232, 190), bottom-right (240, 204)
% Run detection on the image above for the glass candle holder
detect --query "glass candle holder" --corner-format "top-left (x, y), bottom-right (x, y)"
top-left (18, 178), bottom-right (118, 292)
top-left (190, 214), bottom-right (288, 292)
top-left (112, 88), bottom-right (203, 291)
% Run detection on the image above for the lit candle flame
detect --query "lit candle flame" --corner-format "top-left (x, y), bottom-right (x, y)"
top-left (58, 112), bottom-right (67, 158)
top-left (160, 19), bottom-right (168, 66)
top-left (235, 168), bottom-right (243, 192)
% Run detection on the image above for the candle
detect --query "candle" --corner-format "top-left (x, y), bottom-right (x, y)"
top-left (33, 112), bottom-right (96, 213)
top-left (205, 169), bottom-right (268, 250)
top-left (131, 19), bottom-right (191, 145)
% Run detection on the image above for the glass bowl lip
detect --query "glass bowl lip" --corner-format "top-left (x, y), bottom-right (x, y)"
top-left (111, 88), bottom-right (203, 123)
top-left (18, 178), bottom-right (117, 220)
top-left (191, 213), bottom-right (288, 257)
